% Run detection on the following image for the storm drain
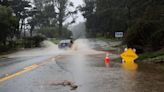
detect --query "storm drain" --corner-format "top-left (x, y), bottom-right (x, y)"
top-left (49, 80), bottom-right (78, 90)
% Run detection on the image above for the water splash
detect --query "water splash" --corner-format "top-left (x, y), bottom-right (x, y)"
top-left (69, 22), bottom-right (86, 39)
top-left (6, 41), bottom-right (63, 58)
top-left (68, 39), bottom-right (104, 55)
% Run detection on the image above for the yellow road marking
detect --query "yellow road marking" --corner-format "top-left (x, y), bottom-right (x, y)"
top-left (23, 64), bottom-right (38, 70)
top-left (0, 56), bottom-right (56, 83)
top-left (38, 60), bottom-right (50, 66)
top-left (0, 64), bottom-right (38, 82)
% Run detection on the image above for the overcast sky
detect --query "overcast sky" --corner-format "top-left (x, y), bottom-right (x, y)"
top-left (68, 0), bottom-right (85, 24)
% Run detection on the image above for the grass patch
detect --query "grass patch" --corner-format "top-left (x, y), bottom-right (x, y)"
top-left (96, 37), bottom-right (121, 41)
top-left (49, 38), bottom-right (60, 44)
top-left (0, 48), bottom-right (18, 57)
top-left (139, 50), bottom-right (164, 60)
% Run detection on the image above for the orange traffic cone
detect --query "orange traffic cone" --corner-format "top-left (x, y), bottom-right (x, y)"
top-left (105, 52), bottom-right (110, 67)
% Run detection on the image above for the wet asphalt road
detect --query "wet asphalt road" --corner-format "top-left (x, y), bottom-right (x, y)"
top-left (0, 39), bottom-right (164, 92)
top-left (0, 56), bottom-right (53, 78)
top-left (0, 53), bottom-right (164, 92)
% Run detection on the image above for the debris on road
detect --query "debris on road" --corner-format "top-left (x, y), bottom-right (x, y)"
top-left (49, 80), bottom-right (78, 90)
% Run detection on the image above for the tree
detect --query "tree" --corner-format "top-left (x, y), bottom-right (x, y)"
top-left (9, 0), bottom-right (32, 37)
top-left (0, 5), bottom-right (18, 47)
top-left (80, 0), bottom-right (164, 52)
top-left (33, 0), bottom-right (76, 38)
top-left (80, 0), bottom-right (128, 37)
top-left (54, 0), bottom-right (77, 37)
top-left (0, 0), bottom-right (9, 6)
top-left (79, 0), bottom-right (96, 37)
top-left (33, 0), bottom-right (57, 28)
top-left (125, 4), bottom-right (164, 52)
top-left (27, 8), bottom-right (39, 37)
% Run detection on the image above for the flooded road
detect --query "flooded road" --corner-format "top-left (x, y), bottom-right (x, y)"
top-left (55, 53), bottom-right (164, 92)
top-left (0, 39), bottom-right (164, 92)
top-left (52, 39), bottom-right (164, 92)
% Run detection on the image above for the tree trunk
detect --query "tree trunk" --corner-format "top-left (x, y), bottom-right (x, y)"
top-left (30, 25), bottom-right (34, 37)
top-left (3, 40), bottom-right (6, 46)
top-left (23, 24), bottom-right (26, 37)
top-left (58, 7), bottom-right (64, 38)
top-left (20, 19), bottom-right (24, 37)
top-left (127, 6), bottom-right (131, 26)
top-left (59, 21), bottom-right (63, 38)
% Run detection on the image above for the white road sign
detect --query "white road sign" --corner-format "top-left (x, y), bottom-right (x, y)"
top-left (115, 32), bottom-right (123, 38)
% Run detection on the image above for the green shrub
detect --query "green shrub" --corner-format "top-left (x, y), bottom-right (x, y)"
top-left (139, 51), bottom-right (164, 60)
top-left (124, 21), bottom-right (162, 53)
top-left (49, 38), bottom-right (60, 44)
top-left (33, 35), bottom-right (46, 47)
top-left (151, 29), bottom-right (164, 51)
top-left (0, 46), bottom-right (9, 52)
top-left (23, 35), bottom-right (46, 48)
top-left (124, 6), bottom-right (164, 53)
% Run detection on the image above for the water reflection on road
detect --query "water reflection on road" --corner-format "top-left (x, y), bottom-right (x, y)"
top-left (50, 39), bottom-right (164, 92)
top-left (56, 53), bottom-right (164, 92)
top-left (1, 39), bottom-right (163, 92)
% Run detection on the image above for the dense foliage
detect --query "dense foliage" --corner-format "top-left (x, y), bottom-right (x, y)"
top-left (81, 0), bottom-right (164, 53)
top-left (0, 0), bottom-right (74, 52)
top-left (36, 27), bottom-right (72, 38)
top-left (0, 5), bottom-right (18, 51)
top-left (34, 0), bottom-right (76, 37)
top-left (23, 35), bottom-right (46, 48)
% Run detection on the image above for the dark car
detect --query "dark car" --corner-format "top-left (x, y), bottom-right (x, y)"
top-left (58, 39), bottom-right (73, 49)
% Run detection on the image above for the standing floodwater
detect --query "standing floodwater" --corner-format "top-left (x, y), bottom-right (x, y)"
top-left (56, 54), bottom-right (164, 92)
top-left (55, 39), bottom-right (164, 92)
top-left (0, 39), bottom-right (164, 92)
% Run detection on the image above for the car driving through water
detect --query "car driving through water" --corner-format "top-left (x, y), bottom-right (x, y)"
top-left (58, 39), bottom-right (73, 49)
